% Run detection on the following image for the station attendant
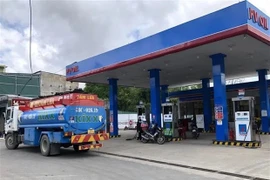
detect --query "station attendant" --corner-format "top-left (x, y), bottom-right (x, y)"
top-left (137, 117), bottom-right (142, 140)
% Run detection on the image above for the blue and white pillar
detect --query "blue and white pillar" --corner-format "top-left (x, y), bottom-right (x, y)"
top-left (201, 78), bottom-right (212, 132)
top-left (257, 69), bottom-right (270, 133)
top-left (210, 53), bottom-right (228, 141)
top-left (161, 85), bottom-right (169, 103)
top-left (149, 69), bottom-right (161, 127)
top-left (108, 78), bottom-right (118, 136)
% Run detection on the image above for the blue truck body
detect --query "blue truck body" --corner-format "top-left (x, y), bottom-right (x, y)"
top-left (19, 105), bottom-right (106, 146)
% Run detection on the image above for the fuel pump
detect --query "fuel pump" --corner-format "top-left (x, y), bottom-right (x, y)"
top-left (232, 96), bottom-right (256, 142)
top-left (136, 101), bottom-right (150, 126)
top-left (161, 99), bottom-right (179, 138)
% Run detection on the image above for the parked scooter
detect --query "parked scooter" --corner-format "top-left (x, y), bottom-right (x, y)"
top-left (190, 122), bottom-right (200, 139)
top-left (141, 123), bottom-right (166, 145)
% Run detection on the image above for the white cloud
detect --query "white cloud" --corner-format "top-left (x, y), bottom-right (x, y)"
top-left (0, 0), bottom-right (269, 78)
top-left (0, 23), bottom-right (59, 73)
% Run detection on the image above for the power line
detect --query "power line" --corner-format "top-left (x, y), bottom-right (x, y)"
top-left (29, 0), bottom-right (33, 73)
top-left (53, 67), bottom-right (66, 74)
top-left (18, 0), bottom-right (34, 96)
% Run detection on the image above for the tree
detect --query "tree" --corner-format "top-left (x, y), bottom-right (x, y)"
top-left (84, 83), bottom-right (150, 112)
top-left (84, 83), bottom-right (109, 100)
top-left (84, 82), bottom-right (201, 111)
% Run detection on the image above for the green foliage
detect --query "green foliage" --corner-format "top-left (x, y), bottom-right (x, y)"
top-left (84, 83), bottom-right (109, 100)
top-left (84, 83), bottom-right (150, 112)
top-left (84, 83), bottom-right (202, 111)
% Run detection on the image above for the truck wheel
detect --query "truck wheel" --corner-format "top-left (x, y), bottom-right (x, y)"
top-left (40, 135), bottom-right (50, 156)
top-left (5, 133), bottom-right (19, 150)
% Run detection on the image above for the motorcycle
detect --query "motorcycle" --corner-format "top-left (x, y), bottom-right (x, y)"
top-left (191, 123), bottom-right (200, 139)
top-left (141, 124), bottom-right (166, 145)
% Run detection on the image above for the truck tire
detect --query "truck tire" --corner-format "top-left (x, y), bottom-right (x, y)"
top-left (73, 145), bottom-right (79, 152)
top-left (5, 133), bottom-right (19, 150)
top-left (40, 135), bottom-right (50, 156)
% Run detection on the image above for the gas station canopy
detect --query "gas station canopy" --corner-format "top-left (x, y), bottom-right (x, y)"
top-left (66, 1), bottom-right (269, 88)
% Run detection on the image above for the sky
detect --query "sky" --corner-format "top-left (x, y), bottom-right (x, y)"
top-left (0, 0), bottom-right (269, 88)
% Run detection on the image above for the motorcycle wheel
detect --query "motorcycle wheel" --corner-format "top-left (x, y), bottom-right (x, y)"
top-left (157, 135), bottom-right (166, 145)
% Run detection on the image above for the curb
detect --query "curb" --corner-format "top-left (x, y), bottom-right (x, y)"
top-left (168, 138), bottom-right (182, 142)
top-left (93, 151), bottom-right (268, 180)
top-left (201, 131), bottom-right (215, 133)
top-left (213, 140), bottom-right (261, 148)
top-left (110, 135), bottom-right (121, 138)
top-left (258, 132), bottom-right (270, 135)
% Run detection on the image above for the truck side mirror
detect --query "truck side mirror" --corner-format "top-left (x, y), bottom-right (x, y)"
top-left (3, 112), bottom-right (6, 119)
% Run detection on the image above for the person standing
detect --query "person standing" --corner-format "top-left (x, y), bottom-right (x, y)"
top-left (136, 117), bottom-right (142, 140)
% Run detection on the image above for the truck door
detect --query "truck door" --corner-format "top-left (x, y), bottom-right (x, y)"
top-left (4, 107), bottom-right (13, 133)
top-left (0, 109), bottom-right (5, 137)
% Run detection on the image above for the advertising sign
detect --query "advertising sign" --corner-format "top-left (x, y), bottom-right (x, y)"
top-left (248, 7), bottom-right (268, 30)
top-left (110, 111), bottom-right (114, 133)
top-left (214, 105), bottom-right (223, 125)
top-left (239, 124), bottom-right (247, 136)
top-left (164, 128), bottom-right (173, 136)
top-left (238, 89), bottom-right (245, 96)
top-left (196, 114), bottom-right (204, 129)
top-left (261, 110), bottom-right (268, 117)
top-left (29, 93), bottom-right (99, 108)
top-left (66, 65), bottom-right (79, 75)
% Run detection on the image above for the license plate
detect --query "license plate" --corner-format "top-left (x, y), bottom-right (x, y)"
top-left (79, 144), bottom-right (90, 150)
top-left (88, 129), bottom-right (95, 134)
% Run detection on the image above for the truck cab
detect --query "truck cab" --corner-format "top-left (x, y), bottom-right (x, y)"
top-left (4, 105), bottom-right (20, 133)
top-left (4, 105), bottom-right (21, 150)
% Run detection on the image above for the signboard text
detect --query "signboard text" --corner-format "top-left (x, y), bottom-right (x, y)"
top-left (66, 66), bottom-right (79, 75)
top-left (76, 94), bottom-right (95, 100)
top-left (74, 115), bottom-right (102, 123)
top-left (38, 113), bottom-right (55, 120)
top-left (30, 98), bottom-right (55, 108)
top-left (248, 7), bottom-right (268, 30)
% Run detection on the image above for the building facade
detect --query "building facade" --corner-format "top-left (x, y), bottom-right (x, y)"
top-left (0, 73), bottom-right (40, 98)
top-left (39, 71), bottom-right (79, 96)
top-left (0, 68), bottom-right (79, 136)
top-left (0, 70), bottom-right (79, 98)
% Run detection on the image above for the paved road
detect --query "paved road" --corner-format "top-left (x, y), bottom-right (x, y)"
top-left (0, 141), bottom-right (244, 180)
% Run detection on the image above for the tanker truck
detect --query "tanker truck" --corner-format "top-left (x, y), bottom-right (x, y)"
top-left (3, 92), bottom-right (109, 156)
